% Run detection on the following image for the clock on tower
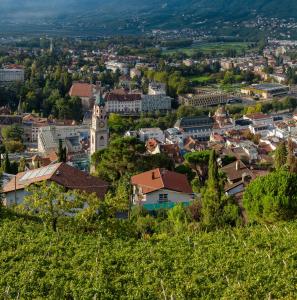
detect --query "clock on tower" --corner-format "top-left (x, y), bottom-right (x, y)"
top-left (90, 92), bottom-right (109, 156)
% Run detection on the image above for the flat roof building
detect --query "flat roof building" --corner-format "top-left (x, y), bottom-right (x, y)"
top-left (179, 90), bottom-right (233, 108)
top-left (241, 83), bottom-right (289, 99)
top-left (175, 116), bottom-right (214, 141)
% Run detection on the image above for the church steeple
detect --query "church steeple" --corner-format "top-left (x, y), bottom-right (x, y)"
top-left (90, 92), bottom-right (108, 156)
top-left (95, 91), bottom-right (105, 107)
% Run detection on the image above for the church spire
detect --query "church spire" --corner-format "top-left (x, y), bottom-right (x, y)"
top-left (95, 91), bottom-right (105, 107)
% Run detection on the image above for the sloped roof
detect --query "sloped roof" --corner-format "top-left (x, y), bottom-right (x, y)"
top-left (3, 163), bottom-right (109, 199)
top-left (131, 168), bottom-right (192, 195)
top-left (69, 83), bottom-right (93, 98)
top-left (104, 88), bottom-right (142, 102)
top-left (221, 160), bottom-right (255, 182)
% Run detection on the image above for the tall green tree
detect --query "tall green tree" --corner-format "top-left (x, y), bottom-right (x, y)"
top-left (18, 157), bottom-right (26, 173)
top-left (274, 141), bottom-right (287, 170)
top-left (202, 150), bottom-right (240, 228)
top-left (1, 124), bottom-right (24, 142)
top-left (2, 152), bottom-right (11, 174)
top-left (287, 138), bottom-right (297, 173)
top-left (58, 140), bottom-right (67, 163)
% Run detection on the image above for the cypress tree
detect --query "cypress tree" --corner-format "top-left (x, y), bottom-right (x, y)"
top-left (287, 138), bottom-right (297, 173)
top-left (274, 141), bottom-right (287, 170)
top-left (18, 157), bottom-right (26, 173)
top-left (63, 147), bottom-right (67, 162)
top-left (202, 150), bottom-right (240, 228)
top-left (58, 139), bottom-right (64, 163)
top-left (207, 150), bottom-right (220, 195)
top-left (3, 152), bottom-right (11, 174)
top-left (201, 150), bottom-right (221, 227)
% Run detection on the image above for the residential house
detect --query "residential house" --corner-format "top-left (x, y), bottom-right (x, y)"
top-left (222, 160), bottom-right (255, 184)
top-left (3, 163), bottom-right (109, 206)
top-left (131, 168), bottom-right (194, 210)
top-left (243, 113), bottom-right (274, 126)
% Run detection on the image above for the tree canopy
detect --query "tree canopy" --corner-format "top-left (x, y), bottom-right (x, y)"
top-left (243, 170), bottom-right (297, 223)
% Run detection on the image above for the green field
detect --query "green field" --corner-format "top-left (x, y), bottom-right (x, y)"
top-left (188, 75), bottom-right (213, 84)
top-left (164, 42), bottom-right (253, 56)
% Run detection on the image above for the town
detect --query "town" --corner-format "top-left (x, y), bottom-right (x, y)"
top-left (0, 37), bottom-right (297, 210)
top-left (2, 30), bottom-right (297, 298)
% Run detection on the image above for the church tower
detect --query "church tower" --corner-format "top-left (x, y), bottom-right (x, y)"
top-left (90, 92), bottom-right (109, 155)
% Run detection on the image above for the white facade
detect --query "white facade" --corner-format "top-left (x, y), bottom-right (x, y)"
top-left (90, 102), bottom-right (109, 155)
top-left (249, 124), bottom-right (271, 137)
top-left (106, 99), bottom-right (141, 114)
top-left (38, 125), bottom-right (89, 154)
top-left (105, 61), bottom-right (129, 75)
top-left (243, 115), bottom-right (273, 126)
top-left (139, 128), bottom-right (165, 143)
top-left (4, 189), bottom-right (28, 206)
top-left (148, 82), bottom-right (166, 96)
top-left (0, 68), bottom-right (24, 82)
top-left (105, 95), bottom-right (171, 114)
top-left (132, 188), bottom-right (193, 206)
top-left (141, 95), bottom-right (172, 112)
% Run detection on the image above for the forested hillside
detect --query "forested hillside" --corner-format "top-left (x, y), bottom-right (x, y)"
top-left (1, 210), bottom-right (297, 299)
top-left (1, 0), bottom-right (297, 35)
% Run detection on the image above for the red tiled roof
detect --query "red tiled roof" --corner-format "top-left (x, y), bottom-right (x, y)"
top-left (146, 138), bottom-right (159, 152)
top-left (104, 88), bottom-right (141, 102)
top-left (245, 113), bottom-right (270, 120)
top-left (69, 83), bottom-right (93, 98)
top-left (5, 64), bottom-right (23, 69)
top-left (131, 168), bottom-right (192, 195)
top-left (4, 163), bottom-right (109, 199)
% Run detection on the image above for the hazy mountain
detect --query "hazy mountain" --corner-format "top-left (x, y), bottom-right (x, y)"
top-left (1, 0), bottom-right (297, 34)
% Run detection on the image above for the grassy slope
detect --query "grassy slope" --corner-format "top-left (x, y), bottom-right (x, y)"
top-left (164, 42), bottom-right (251, 56)
top-left (1, 214), bottom-right (297, 299)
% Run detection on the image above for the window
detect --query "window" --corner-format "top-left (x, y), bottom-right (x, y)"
top-left (159, 194), bottom-right (168, 203)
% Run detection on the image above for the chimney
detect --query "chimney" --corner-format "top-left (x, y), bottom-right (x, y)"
top-left (236, 161), bottom-right (240, 171)
top-left (242, 172), bottom-right (250, 183)
top-left (152, 171), bottom-right (156, 180)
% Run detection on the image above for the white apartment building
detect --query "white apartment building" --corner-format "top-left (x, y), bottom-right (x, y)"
top-left (139, 128), bottom-right (165, 143)
top-left (105, 61), bottom-right (129, 75)
top-left (104, 89), bottom-right (172, 114)
top-left (0, 68), bottom-right (24, 82)
top-left (141, 95), bottom-right (172, 112)
top-left (38, 125), bottom-right (90, 154)
top-left (106, 99), bottom-right (142, 114)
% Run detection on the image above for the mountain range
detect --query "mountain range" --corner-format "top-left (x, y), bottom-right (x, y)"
top-left (1, 0), bottom-right (297, 35)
